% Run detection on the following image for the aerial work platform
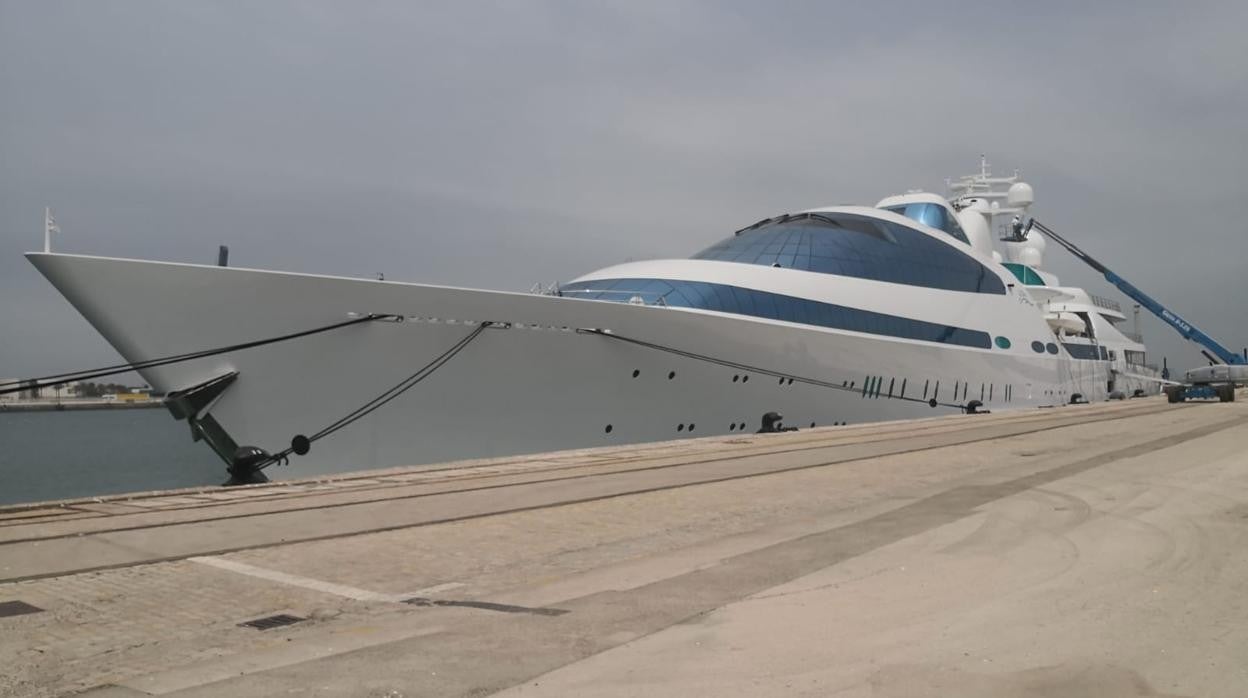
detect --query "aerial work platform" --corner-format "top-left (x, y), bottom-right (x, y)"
top-left (2, 394), bottom-right (1247, 697)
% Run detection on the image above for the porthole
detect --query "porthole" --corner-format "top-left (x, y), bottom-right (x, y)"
top-left (787, 378), bottom-right (794, 385)
top-left (810, 422), bottom-right (816, 428)
top-left (688, 423), bottom-right (696, 432)
top-left (742, 375), bottom-right (750, 383)
top-left (632, 369), bottom-right (640, 378)
top-left (677, 424), bottom-right (685, 432)
top-left (605, 424), bottom-right (613, 433)
top-left (1030, 341), bottom-right (1045, 353)
top-left (732, 375), bottom-right (739, 382)
top-left (778, 377), bottom-right (785, 385)
top-left (1045, 342), bottom-right (1059, 355)
top-left (994, 336), bottom-right (1011, 349)
top-left (668, 371), bottom-right (676, 380)
top-left (728, 423), bottom-right (736, 431)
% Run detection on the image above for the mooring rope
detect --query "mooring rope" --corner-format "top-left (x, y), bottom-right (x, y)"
top-left (258, 321), bottom-right (495, 470)
top-left (0, 313), bottom-right (402, 397)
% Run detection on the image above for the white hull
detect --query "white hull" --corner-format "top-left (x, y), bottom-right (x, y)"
top-left (26, 253), bottom-right (1150, 476)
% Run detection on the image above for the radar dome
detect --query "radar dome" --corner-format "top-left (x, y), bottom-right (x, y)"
top-left (1018, 246), bottom-right (1042, 267)
top-left (1007, 182), bottom-right (1035, 208)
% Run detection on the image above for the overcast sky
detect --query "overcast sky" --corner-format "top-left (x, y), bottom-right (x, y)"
top-left (2, 0), bottom-right (1246, 382)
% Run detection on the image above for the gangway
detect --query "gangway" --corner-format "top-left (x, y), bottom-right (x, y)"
top-left (1023, 219), bottom-right (1245, 403)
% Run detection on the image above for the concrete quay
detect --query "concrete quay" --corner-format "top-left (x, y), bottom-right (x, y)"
top-left (1, 394), bottom-right (1246, 697)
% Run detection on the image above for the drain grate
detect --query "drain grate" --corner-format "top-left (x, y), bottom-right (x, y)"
top-left (0, 601), bottom-right (44, 618)
top-left (238, 613), bottom-right (306, 630)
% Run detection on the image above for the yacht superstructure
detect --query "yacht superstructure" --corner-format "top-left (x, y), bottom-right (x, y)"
top-left (26, 160), bottom-right (1161, 476)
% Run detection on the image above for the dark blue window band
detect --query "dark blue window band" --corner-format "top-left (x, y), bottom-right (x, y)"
top-left (692, 213), bottom-right (1005, 295)
top-left (560, 278), bottom-right (993, 350)
top-left (1062, 343), bottom-right (1109, 360)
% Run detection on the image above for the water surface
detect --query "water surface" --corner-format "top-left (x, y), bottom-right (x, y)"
top-left (0, 408), bottom-right (225, 505)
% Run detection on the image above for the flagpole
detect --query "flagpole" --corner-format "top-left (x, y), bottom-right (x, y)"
top-left (44, 207), bottom-right (51, 253)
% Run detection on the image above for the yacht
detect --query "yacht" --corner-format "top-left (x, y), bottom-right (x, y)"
top-left (27, 160), bottom-right (1161, 477)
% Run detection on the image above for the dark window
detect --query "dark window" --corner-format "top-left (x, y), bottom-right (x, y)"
top-left (1063, 343), bottom-right (1108, 361)
top-left (1045, 342), bottom-right (1059, 355)
top-left (881, 202), bottom-right (970, 244)
top-left (994, 336), bottom-right (1011, 349)
top-left (692, 212), bottom-right (1004, 295)
top-left (560, 278), bottom-right (992, 349)
top-left (1003, 263), bottom-right (1046, 286)
top-left (1030, 340), bottom-right (1046, 353)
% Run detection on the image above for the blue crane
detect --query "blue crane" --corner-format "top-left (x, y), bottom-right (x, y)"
top-left (1026, 219), bottom-right (1245, 366)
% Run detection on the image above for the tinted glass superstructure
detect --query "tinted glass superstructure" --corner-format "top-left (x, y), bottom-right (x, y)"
top-left (559, 278), bottom-right (993, 349)
top-left (880, 202), bottom-right (970, 244)
top-left (692, 212), bottom-right (1004, 294)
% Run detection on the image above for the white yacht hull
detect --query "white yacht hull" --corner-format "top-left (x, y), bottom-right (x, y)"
top-left (28, 253), bottom-right (1142, 476)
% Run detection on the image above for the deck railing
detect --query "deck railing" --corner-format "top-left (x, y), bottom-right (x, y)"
top-left (1090, 294), bottom-right (1122, 313)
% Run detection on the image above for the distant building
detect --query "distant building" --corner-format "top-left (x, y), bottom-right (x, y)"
top-left (0, 379), bottom-right (41, 401)
top-left (116, 390), bottom-right (152, 402)
top-left (0, 379), bottom-right (84, 401)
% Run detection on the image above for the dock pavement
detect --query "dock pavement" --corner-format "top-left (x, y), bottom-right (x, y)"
top-left (2, 393), bottom-right (1246, 697)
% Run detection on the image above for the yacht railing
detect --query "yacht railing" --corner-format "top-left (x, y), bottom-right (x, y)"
top-left (558, 289), bottom-right (669, 306)
top-left (1090, 294), bottom-right (1122, 313)
top-left (529, 281), bottom-right (561, 296)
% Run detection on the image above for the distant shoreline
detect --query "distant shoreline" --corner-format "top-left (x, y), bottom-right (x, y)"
top-left (0, 399), bottom-right (163, 413)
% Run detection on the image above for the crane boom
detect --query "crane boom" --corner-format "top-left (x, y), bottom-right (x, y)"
top-left (1027, 220), bottom-right (1245, 365)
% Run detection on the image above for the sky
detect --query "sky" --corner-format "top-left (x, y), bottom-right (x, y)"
top-left (2, 0), bottom-right (1246, 382)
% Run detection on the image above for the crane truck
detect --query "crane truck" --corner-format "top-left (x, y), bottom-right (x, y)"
top-left (1024, 219), bottom-right (1244, 403)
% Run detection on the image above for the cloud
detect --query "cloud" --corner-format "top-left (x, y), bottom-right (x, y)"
top-left (1, 0), bottom-right (1245, 378)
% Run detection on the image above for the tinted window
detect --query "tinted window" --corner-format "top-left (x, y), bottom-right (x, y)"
top-left (1003, 263), bottom-right (1046, 286)
top-left (560, 278), bottom-right (992, 349)
top-left (1062, 343), bottom-right (1106, 360)
top-left (882, 203), bottom-right (970, 244)
top-left (693, 212), bottom-right (1003, 294)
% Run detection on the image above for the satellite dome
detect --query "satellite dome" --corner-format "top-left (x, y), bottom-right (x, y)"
top-left (1018, 246), bottom-right (1042, 267)
top-left (1007, 182), bottom-right (1035, 208)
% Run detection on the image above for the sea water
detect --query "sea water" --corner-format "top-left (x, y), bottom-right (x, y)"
top-left (0, 408), bottom-right (224, 506)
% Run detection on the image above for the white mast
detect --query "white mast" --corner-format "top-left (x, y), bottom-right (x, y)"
top-left (43, 207), bottom-right (61, 253)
